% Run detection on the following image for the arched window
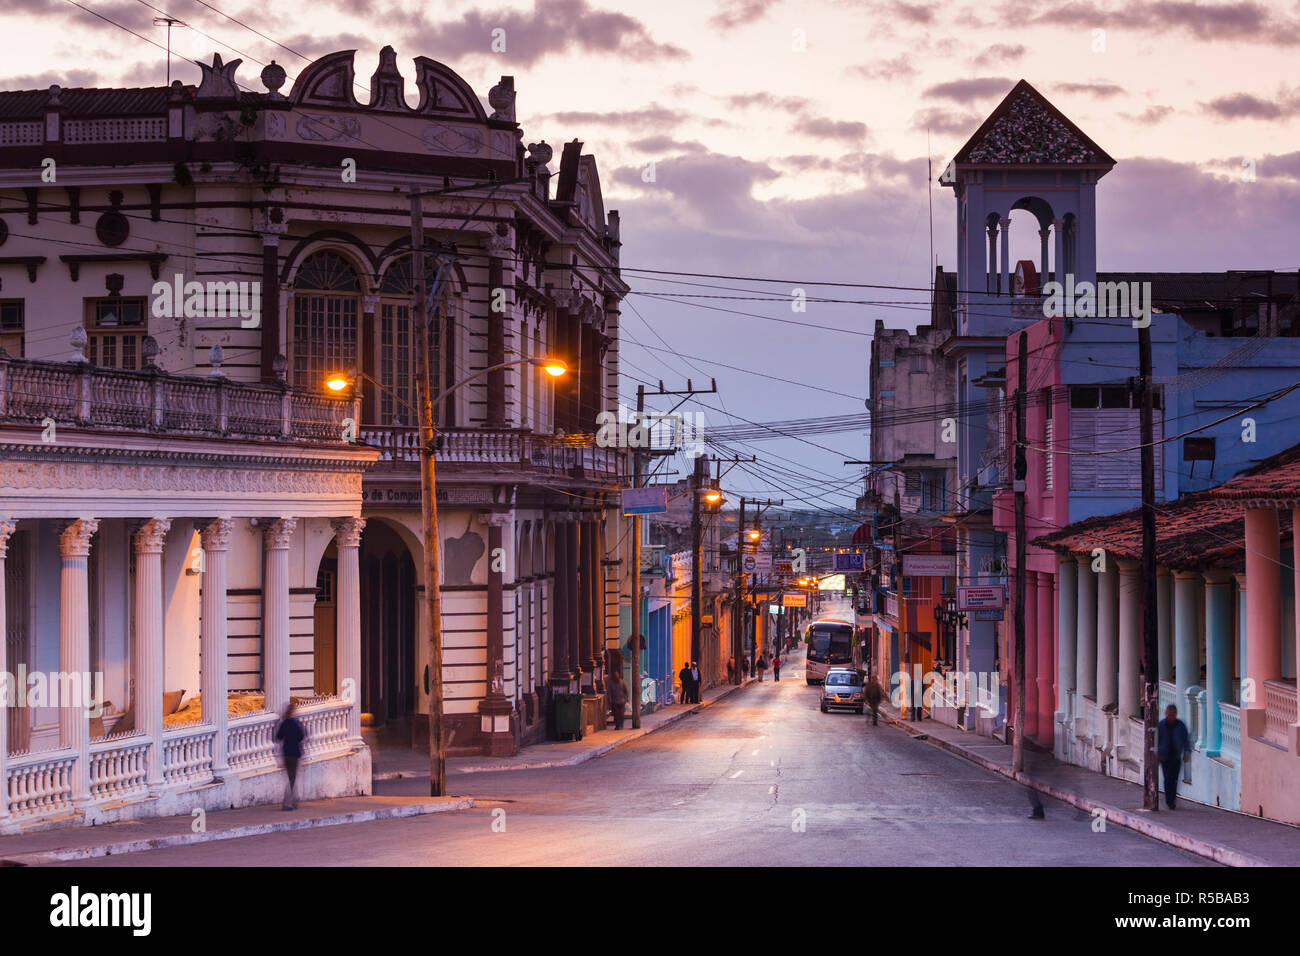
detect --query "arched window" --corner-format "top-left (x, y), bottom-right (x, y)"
top-left (292, 250), bottom-right (360, 391)
top-left (378, 255), bottom-right (455, 425)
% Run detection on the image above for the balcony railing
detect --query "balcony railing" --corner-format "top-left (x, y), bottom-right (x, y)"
top-left (0, 355), bottom-right (357, 444)
top-left (1262, 679), bottom-right (1297, 749)
top-left (360, 425), bottom-right (623, 479)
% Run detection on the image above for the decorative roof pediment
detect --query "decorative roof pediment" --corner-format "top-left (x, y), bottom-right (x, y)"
top-left (951, 79), bottom-right (1115, 169)
top-left (290, 50), bottom-right (358, 108)
top-left (413, 56), bottom-right (487, 120)
top-left (281, 49), bottom-right (487, 120)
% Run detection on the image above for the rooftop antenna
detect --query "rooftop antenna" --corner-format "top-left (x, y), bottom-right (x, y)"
top-left (927, 126), bottom-right (935, 304)
top-left (153, 17), bottom-right (186, 85)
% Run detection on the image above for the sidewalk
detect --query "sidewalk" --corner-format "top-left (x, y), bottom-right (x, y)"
top-left (0, 794), bottom-right (473, 865)
top-left (878, 703), bottom-right (1300, 866)
top-left (374, 678), bottom-right (753, 779)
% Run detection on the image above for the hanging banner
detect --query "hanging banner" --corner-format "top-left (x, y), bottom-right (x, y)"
top-left (958, 585), bottom-right (1006, 611)
top-left (621, 486), bottom-right (667, 515)
top-left (902, 554), bottom-right (956, 577)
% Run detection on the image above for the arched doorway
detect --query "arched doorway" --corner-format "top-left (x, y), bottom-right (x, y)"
top-left (358, 519), bottom-right (417, 745)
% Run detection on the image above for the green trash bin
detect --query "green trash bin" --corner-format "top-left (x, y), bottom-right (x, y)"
top-left (554, 692), bottom-right (584, 741)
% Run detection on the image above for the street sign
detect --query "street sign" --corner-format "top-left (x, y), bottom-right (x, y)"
top-left (958, 585), bottom-right (1006, 611)
top-left (902, 554), bottom-right (956, 577)
top-left (621, 486), bottom-right (667, 515)
top-left (742, 553), bottom-right (772, 574)
top-left (774, 559), bottom-right (795, 575)
top-left (975, 610), bottom-right (1004, 622)
top-left (783, 592), bottom-right (807, 607)
top-left (833, 552), bottom-right (866, 572)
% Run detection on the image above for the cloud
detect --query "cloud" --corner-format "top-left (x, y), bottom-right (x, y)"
top-left (911, 106), bottom-right (981, 135)
top-left (891, 1), bottom-right (937, 23)
top-left (724, 92), bottom-right (811, 113)
top-left (0, 68), bottom-right (100, 89)
top-left (1013, 1), bottom-right (1300, 47)
top-left (972, 43), bottom-right (1026, 67)
top-left (409, 0), bottom-right (688, 67)
top-left (794, 116), bottom-right (869, 141)
top-left (849, 56), bottom-right (918, 81)
top-left (922, 76), bottom-right (1014, 104)
top-left (1202, 88), bottom-right (1300, 119)
top-left (627, 135), bottom-right (709, 154)
top-left (709, 0), bottom-right (781, 30)
top-left (1120, 104), bottom-right (1175, 123)
top-left (544, 103), bottom-right (684, 129)
top-left (1053, 80), bottom-right (1125, 98)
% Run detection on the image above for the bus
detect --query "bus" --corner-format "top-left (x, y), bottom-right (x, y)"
top-left (804, 618), bottom-right (855, 684)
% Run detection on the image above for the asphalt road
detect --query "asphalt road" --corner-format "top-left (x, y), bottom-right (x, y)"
top-left (64, 647), bottom-right (1206, 866)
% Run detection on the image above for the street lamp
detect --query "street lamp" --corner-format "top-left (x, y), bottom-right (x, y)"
top-left (323, 354), bottom-right (566, 796)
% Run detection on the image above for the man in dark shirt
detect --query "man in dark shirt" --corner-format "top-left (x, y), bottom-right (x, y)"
top-left (1156, 704), bottom-right (1192, 809)
top-left (275, 703), bottom-right (306, 810)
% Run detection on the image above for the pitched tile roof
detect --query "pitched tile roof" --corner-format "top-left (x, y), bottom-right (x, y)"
top-left (950, 79), bottom-right (1116, 169)
top-left (0, 86), bottom-right (180, 118)
top-left (1033, 443), bottom-right (1300, 569)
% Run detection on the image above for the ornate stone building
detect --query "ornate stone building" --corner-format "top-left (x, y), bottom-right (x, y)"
top-left (0, 46), bottom-right (627, 827)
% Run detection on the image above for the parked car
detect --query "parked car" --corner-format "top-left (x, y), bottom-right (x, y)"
top-left (820, 668), bottom-right (865, 714)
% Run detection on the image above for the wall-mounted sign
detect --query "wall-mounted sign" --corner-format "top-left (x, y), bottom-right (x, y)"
top-left (902, 554), bottom-right (956, 577)
top-left (958, 585), bottom-right (1006, 611)
top-left (622, 487), bottom-right (668, 515)
top-left (833, 552), bottom-right (866, 572)
top-left (774, 559), bottom-right (795, 575)
top-left (975, 610), bottom-right (1004, 622)
top-left (741, 553), bottom-right (772, 574)
top-left (783, 592), bottom-right (807, 607)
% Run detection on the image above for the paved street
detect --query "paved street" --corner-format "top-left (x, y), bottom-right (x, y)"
top-left (64, 651), bottom-right (1205, 867)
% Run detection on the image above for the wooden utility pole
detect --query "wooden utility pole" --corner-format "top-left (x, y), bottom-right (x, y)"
top-left (630, 384), bottom-right (644, 728)
top-left (690, 454), bottom-right (706, 665)
top-left (411, 193), bottom-right (446, 796)
top-left (735, 497), bottom-right (746, 683)
top-left (1138, 324), bottom-right (1160, 810)
top-left (1012, 331), bottom-right (1028, 775)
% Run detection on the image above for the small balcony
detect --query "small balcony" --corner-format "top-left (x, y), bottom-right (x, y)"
top-left (359, 425), bottom-right (624, 482)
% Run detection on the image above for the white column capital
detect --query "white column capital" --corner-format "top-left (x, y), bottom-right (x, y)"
top-left (1233, 571), bottom-right (1248, 590)
top-left (262, 516), bottom-right (298, 550)
top-left (132, 517), bottom-right (172, 554)
top-left (58, 518), bottom-right (99, 558)
top-left (199, 517), bottom-right (234, 552)
top-left (331, 516), bottom-right (366, 548)
top-left (0, 518), bottom-right (16, 557)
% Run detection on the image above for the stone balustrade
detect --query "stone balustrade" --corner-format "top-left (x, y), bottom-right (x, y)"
top-left (88, 735), bottom-right (150, 800)
top-left (226, 712), bottom-right (279, 772)
top-left (1262, 679), bottom-right (1297, 748)
top-left (0, 354), bottom-right (356, 444)
top-left (360, 425), bottom-right (622, 477)
top-left (6, 748), bottom-right (77, 816)
top-left (162, 726), bottom-right (216, 787)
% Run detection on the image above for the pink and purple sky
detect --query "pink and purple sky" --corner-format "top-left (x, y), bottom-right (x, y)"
top-left (6, 0), bottom-right (1300, 507)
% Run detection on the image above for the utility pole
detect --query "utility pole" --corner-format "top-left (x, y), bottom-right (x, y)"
top-left (1012, 331), bottom-right (1028, 776)
top-left (739, 498), bottom-right (783, 674)
top-left (735, 497), bottom-right (746, 684)
top-left (411, 194), bottom-right (446, 796)
top-left (690, 454), bottom-right (706, 665)
top-left (630, 384), bottom-right (645, 728)
top-left (1138, 324), bottom-right (1160, 810)
top-left (894, 484), bottom-right (910, 718)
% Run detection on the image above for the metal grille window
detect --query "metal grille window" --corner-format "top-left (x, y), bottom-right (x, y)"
top-left (86, 298), bottom-right (147, 369)
top-left (378, 255), bottom-right (447, 425)
top-left (292, 251), bottom-right (360, 392)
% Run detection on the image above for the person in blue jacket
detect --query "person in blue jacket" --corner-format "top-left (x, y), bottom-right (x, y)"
top-left (275, 702), bottom-right (306, 811)
top-left (1157, 704), bottom-right (1192, 809)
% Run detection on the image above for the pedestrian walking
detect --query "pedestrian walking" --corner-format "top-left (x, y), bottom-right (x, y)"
top-left (1158, 704), bottom-right (1193, 809)
top-left (677, 662), bottom-right (692, 704)
top-left (727, 656), bottom-right (736, 683)
top-left (742, 657), bottom-right (750, 679)
top-left (772, 656), bottom-right (781, 681)
top-left (275, 701), bottom-right (306, 811)
top-left (864, 673), bottom-right (883, 726)
top-left (607, 671), bottom-right (628, 730)
top-left (756, 653), bottom-right (768, 682)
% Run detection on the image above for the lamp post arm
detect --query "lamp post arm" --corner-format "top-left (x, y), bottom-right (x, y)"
top-left (430, 358), bottom-right (536, 410)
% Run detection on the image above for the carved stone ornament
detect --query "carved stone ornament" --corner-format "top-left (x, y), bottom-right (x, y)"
top-left (263, 516), bottom-right (299, 550)
top-left (331, 516), bottom-right (366, 548)
top-left (132, 517), bottom-right (172, 554)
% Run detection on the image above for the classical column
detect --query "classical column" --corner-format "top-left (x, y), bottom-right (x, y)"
top-left (59, 518), bottom-right (98, 805)
top-left (1056, 556), bottom-right (1077, 725)
top-left (1037, 568), bottom-right (1055, 746)
top-left (1203, 570), bottom-right (1234, 755)
top-left (331, 517), bottom-right (365, 744)
top-left (1075, 554), bottom-right (1097, 699)
top-left (1096, 561), bottom-right (1118, 708)
top-left (262, 518), bottom-right (297, 718)
top-left (1243, 509), bottom-right (1281, 733)
top-left (1052, 219), bottom-right (1064, 285)
top-left (0, 519), bottom-right (16, 818)
top-left (1234, 572), bottom-right (1248, 702)
top-left (999, 216), bottom-right (1011, 295)
top-left (1157, 567), bottom-right (1173, 682)
top-left (199, 518), bottom-right (232, 774)
top-left (1116, 558), bottom-right (1141, 725)
top-left (1023, 570), bottom-right (1038, 738)
top-left (1173, 570), bottom-right (1200, 709)
top-left (132, 518), bottom-right (171, 792)
top-left (484, 234), bottom-right (511, 427)
top-left (550, 521), bottom-right (571, 691)
top-left (577, 519), bottom-right (593, 691)
top-left (567, 519), bottom-right (581, 692)
top-left (258, 224), bottom-right (285, 383)
top-left (985, 219), bottom-right (998, 294)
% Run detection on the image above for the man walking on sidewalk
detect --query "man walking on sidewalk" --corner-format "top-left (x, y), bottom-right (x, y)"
top-left (690, 661), bottom-right (702, 703)
top-left (773, 656), bottom-right (781, 681)
top-left (1158, 704), bottom-right (1192, 809)
top-left (864, 673), bottom-right (883, 726)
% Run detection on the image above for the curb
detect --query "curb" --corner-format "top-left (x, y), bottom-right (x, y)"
top-left (880, 710), bottom-right (1269, 867)
top-left (377, 680), bottom-right (756, 778)
top-left (0, 798), bottom-right (475, 865)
